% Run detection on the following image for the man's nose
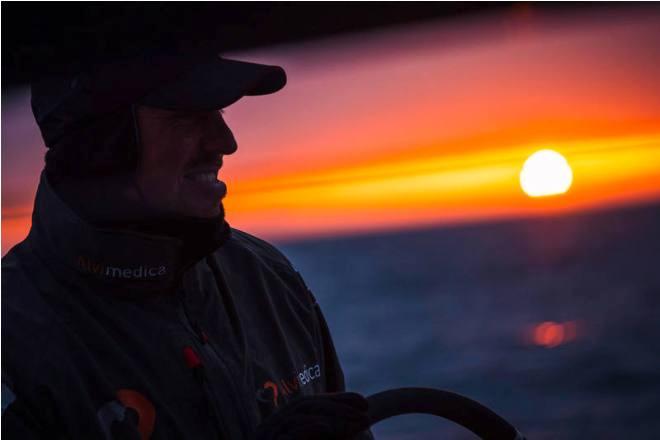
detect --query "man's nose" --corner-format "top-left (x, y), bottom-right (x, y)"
top-left (203, 113), bottom-right (238, 155)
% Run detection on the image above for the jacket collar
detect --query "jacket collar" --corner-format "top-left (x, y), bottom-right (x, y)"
top-left (26, 171), bottom-right (231, 295)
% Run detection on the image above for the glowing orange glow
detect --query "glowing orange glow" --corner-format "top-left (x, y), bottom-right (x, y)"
top-left (2, 207), bottom-right (33, 255)
top-left (530, 321), bottom-right (578, 348)
top-left (520, 149), bottom-right (573, 197)
top-left (223, 134), bottom-right (660, 240)
top-left (2, 10), bottom-right (660, 254)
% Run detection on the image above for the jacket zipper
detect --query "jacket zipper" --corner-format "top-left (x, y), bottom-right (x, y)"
top-left (198, 329), bottom-right (255, 437)
top-left (205, 257), bottom-right (257, 436)
top-left (178, 258), bottom-right (256, 438)
top-left (178, 301), bottom-right (233, 439)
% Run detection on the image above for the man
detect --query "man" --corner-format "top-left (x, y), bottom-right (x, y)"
top-left (2, 50), bottom-right (374, 439)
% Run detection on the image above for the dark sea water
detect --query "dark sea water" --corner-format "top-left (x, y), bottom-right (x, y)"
top-left (278, 203), bottom-right (660, 439)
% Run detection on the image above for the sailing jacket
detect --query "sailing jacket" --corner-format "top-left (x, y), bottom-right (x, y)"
top-left (2, 173), bottom-right (373, 439)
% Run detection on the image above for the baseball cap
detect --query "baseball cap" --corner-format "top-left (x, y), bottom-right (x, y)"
top-left (31, 50), bottom-right (287, 148)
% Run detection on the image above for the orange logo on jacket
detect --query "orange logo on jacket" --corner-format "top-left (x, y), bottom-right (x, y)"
top-left (97, 389), bottom-right (155, 440)
top-left (262, 364), bottom-right (321, 407)
top-left (77, 256), bottom-right (167, 279)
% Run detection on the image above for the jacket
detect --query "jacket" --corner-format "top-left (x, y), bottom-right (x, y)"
top-left (1, 173), bottom-right (373, 439)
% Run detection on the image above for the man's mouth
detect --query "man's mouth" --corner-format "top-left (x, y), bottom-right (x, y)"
top-left (185, 171), bottom-right (219, 183)
top-left (183, 167), bottom-right (227, 199)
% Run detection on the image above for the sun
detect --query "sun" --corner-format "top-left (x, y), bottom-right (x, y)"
top-left (520, 149), bottom-right (573, 197)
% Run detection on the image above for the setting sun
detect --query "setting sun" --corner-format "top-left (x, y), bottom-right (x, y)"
top-left (520, 149), bottom-right (573, 197)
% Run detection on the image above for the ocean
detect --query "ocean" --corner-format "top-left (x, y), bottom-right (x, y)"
top-left (278, 202), bottom-right (660, 439)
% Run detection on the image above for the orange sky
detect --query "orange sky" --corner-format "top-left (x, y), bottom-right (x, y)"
top-left (2, 7), bottom-right (660, 254)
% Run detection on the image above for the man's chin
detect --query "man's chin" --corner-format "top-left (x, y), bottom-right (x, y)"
top-left (181, 201), bottom-right (225, 221)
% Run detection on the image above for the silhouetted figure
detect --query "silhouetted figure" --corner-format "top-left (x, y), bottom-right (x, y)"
top-left (2, 49), bottom-right (373, 440)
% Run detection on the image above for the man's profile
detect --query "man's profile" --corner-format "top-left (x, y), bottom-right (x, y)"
top-left (1, 50), bottom-right (373, 439)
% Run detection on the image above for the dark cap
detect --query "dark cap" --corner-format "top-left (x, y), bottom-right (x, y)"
top-left (31, 50), bottom-right (287, 148)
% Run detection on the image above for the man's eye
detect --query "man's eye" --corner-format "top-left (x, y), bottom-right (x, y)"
top-left (170, 110), bottom-right (223, 128)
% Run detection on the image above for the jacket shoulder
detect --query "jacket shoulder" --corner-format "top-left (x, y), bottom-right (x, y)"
top-left (227, 227), bottom-right (296, 272)
top-left (2, 245), bottom-right (56, 327)
top-left (2, 245), bottom-right (62, 382)
top-left (218, 227), bottom-right (317, 309)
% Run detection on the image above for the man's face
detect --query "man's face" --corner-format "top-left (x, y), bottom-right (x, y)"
top-left (134, 105), bottom-right (237, 219)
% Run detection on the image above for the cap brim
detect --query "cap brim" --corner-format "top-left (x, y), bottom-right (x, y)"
top-left (139, 56), bottom-right (286, 111)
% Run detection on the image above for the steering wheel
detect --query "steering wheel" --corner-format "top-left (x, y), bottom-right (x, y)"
top-left (366, 388), bottom-right (526, 440)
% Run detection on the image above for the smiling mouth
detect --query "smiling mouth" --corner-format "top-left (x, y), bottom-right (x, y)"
top-left (183, 168), bottom-right (227, 199)
top-left (185, 171), bottom-right (219, 183)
